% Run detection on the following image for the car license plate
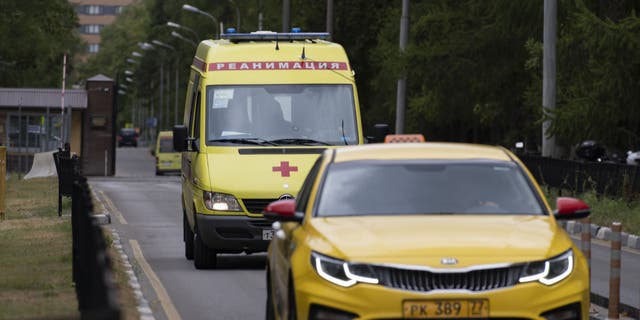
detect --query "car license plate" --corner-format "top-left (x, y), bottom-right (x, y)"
top-left (403, 299), bottom-right (489, 318)
top-left (262, 229), bottom-right (274, 240)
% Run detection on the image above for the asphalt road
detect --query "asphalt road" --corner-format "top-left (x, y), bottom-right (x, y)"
top-left (89, 146), bottom-right (267, 320)
top-left (88, 147), bottom-right (640, 319)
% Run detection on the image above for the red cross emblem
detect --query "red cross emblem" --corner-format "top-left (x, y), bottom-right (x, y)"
top-left (272, 161), bottom-right (298, 177)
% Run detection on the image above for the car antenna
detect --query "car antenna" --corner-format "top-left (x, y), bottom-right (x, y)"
top-left (301, 45), bottom-right (306, 59)
top-left (275, 36), bottom-right (279, 51)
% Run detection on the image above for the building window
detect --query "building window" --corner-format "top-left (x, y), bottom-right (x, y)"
top-left (80, 24), bottom-right (103, 34)
top-left (88, 43), bottom-right (100, 53)
top-left (6, 113), bottom-right (63, 151)
top-left (115, 6), bottom-right (124, 14)
top-left (87, 5), bottom-right (102, 15)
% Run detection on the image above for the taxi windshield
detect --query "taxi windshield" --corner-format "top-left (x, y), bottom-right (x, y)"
top-left (205, 84), bottom-right (358, 146)
top-left (316, 160), bottom-right (545, 217)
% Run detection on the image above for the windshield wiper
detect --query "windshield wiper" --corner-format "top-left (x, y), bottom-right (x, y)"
top-left (269, 138), bottom-right (331, 146)
top-left (209, 138), bottom-right (278, 146)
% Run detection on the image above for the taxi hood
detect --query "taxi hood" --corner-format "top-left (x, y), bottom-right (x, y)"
top-left (307, 215), bottom-right (573, 267)
top-left (202, 147), bottom-right (323, 199)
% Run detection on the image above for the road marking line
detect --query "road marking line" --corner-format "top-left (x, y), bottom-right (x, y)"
top-left (99, 190), bottom-right (128, 225)
top-left (130, 239), bottom-right (182, 320)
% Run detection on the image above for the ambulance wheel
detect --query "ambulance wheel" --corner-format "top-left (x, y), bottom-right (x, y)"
top-left (193, 230), bottom-right (217, 269)
top-left (266, 267), bottom-right (275, 320)
top-left (183, 214), bottom-right (194, 260)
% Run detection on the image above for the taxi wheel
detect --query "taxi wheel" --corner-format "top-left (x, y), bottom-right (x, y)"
top-left (193, 231), bottom-right (217, 269)
top-left (183, 214), bottom-right (194, 260)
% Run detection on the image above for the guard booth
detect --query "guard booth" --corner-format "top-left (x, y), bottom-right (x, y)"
top-left (81, 75), bottom-right (116, 176)
top-left (0, 74), bottom-right (116, 176)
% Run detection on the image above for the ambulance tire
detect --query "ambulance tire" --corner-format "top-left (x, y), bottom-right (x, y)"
top-left (183, 213), bottom-right (194, 260)
top-left (266, 267), bottom-right (275, 320)
top-left (194, 230), bottom-right (217, 269)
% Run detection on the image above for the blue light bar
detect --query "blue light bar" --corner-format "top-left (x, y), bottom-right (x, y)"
top-left (220, 31), bottom-right (330, 41)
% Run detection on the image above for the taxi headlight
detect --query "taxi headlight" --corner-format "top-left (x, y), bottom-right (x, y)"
top-left (519, 249), bottom-right (573, 286)
top-left (203, 191), bottom-right (242, 211)
top-left (311, 252), bottom-right (378, 288)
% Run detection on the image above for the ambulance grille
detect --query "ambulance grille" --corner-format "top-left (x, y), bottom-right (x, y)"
top-left (372, 265), bottom-right (522, 292)
top-left (243, 199), bottom-right (278, 213)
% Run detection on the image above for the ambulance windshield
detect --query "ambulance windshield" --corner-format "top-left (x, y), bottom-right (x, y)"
top-left (205, 84), bottom-right (358, 146)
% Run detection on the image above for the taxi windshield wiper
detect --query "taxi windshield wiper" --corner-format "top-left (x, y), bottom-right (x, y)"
top-left (209, 138), bottom-right (277, 146)
top-left (269, 138), bottom-right (331, 146)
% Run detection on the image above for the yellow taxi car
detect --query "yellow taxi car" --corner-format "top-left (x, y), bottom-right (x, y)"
top-left (154, 131), bottom-right (180, 175)
top-left (264, 142), bottom-right (590, 320)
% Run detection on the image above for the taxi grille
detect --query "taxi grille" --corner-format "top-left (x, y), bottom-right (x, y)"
top-left (242, 199), bottom-right (278, 213)
top-left (372, 265), bottom-right (522, 292)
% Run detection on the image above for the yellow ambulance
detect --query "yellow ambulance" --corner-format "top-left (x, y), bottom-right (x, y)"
top-left (174, 30), bottom-right (382, 269)
top-left (154, 131), bottom-right (181, 175)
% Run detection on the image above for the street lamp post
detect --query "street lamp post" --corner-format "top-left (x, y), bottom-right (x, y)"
top-left (228, 0), bottom-right (241, 31)
top-left (182, 4), bottom-right (220, 38)
top-left (152, 40), bottom-right (179, 127)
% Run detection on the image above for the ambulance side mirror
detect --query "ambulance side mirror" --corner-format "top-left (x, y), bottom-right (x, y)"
top-left (173, 125), bottom-right (188, 152)
top-left (367, 123), bottom-right (390, 143)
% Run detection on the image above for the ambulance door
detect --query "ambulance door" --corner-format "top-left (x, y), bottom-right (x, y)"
top-left (184, 73), bottom-right (201, 224)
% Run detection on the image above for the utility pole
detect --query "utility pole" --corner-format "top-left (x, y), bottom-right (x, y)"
top-left (542, 0), bottom-right (557, 157)
top-left (326, 0), bottom-right (334, 41)
top-left (395, 0), bottom-right (409, 134)
top-left (258, 0), bottom-right (263, 31)
top-left (282, 0), bottom-right (290, 32)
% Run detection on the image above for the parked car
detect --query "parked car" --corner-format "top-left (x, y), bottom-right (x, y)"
top-left (264, 141), bottom-right (591, 320)
top-left (154, 131), bottom-right (180, 175)
top-left (117, 128), bottom-right (138, 147)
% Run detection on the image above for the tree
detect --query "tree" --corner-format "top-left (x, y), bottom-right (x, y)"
top-left (0, 0), bottom-right (81, 87)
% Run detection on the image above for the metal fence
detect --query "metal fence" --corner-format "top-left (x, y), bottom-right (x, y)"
top-left (53, 147), bottom-right (120, 319)
top-left (520, 156), bottom-right (640, 198)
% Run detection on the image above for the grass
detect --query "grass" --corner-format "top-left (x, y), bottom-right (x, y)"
top-left (544, 187), bottom-right (640, 235)
top-left (0, 173), bottom-right (138, 319)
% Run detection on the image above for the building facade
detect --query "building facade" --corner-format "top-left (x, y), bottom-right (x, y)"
top-left (69, 0), bottom-right (136, 60)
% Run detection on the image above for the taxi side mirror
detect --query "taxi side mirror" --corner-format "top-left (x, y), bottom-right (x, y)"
top-left (554, 197), bottom-right (590, 220)
top-left (263, 199), bottom-right (302, 222)
top-left (173, 125), bottom-right (188, 152)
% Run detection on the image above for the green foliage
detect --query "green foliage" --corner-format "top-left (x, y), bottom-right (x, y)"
top-left (526, 0), bottom-right (640, 152)
top-left (0, 0), bottom-right (81, 87)
top-left (69, 0), bottom-right (640, 150)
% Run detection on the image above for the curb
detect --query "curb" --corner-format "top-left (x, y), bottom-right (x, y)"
top-left (559, 221), bottom-right (640, 250)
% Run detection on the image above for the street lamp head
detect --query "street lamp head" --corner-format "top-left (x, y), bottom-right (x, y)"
top-left (125, 77), bottom-right (134, 83)
top-left (167, 21), bottom-right (181, 28)
top-left (131, 51), bottom-right (143, 57)
top-left (171, 31), bottom-right (197, 47)
top-left (182, 4), bottom-right (200, 13)
top-left (138, 42), bottom-right (154, 50)
top-left (126, 58), bottom-right (138, 64)
top-left (152, 40), bottom-right (175, 51)
top-left (124, 70), bottom-right (134, 76)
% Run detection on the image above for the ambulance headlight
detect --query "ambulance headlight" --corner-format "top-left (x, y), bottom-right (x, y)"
top-left (203, 192), bottom-right (242, 211)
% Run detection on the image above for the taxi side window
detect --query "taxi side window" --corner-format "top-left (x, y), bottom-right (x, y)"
top-left (295, 155), bottom-right (323, 213)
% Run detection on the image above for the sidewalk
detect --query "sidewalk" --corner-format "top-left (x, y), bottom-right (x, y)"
top-left (590, 303), bottom-right (636, 320)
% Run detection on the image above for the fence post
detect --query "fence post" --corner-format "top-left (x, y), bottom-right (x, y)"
top-left (580, 217), bottom-right (591, 301)
top-left (0, 146), bottom-right (6, 220)
top-left (608, 222), bottom-right (622, 319)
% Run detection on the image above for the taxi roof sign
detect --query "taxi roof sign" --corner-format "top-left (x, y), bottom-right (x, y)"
top-left (384, 134), bottom-right (426, 143)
